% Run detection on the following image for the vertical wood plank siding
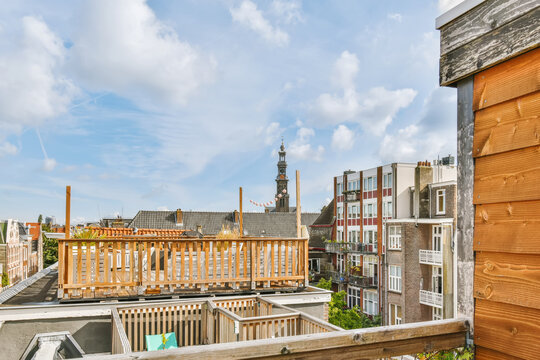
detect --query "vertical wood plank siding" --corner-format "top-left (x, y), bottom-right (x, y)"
top-left (472, 47), bottom-right (540, 359)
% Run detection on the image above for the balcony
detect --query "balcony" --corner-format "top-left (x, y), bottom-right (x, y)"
top-left (349, 274), bottom-right (378, 288)
top-left (324, 242), bottom-right (377, 254)
top-left (342, 189), bottom-right (361, 202)
top-left (419, 290), bottom-right (443, 308)
top-left (419, 250), bottom-right (442, 266)
top-left (324, 270), bottom-right (348, 284)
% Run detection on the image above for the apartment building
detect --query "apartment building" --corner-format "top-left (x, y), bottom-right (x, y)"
top-left (385, 163), bottom-right (456, 325)
top-left (323, 159), bottom-right (456, 321)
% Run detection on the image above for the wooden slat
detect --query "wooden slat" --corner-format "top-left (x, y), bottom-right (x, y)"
top-left (205, 242), bottom-right (210, 283)
top-left (439, 0), bottom-right (540, 55)
top-left (474, 145), bottom-right (540, 204)
top-left (227, 241), bottom-right (232, 282)
top-left (475, 299), bottom-right (540, 359)
top-left (474, 90), bottom-right (540, 157)
top-left (172, 242), bottom-right (177, 282)
top-left (474, 200), bottom-right (540, 253)
top-left (164, 241), bottom-right (169, 283)
top-left (476, 346), bottom-right (522, 360)
top-left (473, 46), bottom-right (540, 111)
top-left (475, 251), bottom-right (540, 309)
top-left (440, 8), bottom-right (540, 87)
top-left (85, 242), bottom-right (91, 285)
top-left (121, 241), bottom-right (126, 283)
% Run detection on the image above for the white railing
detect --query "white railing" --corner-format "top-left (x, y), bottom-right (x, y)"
top-left (419, 290), bottom-right (443, 308)
top-left (419, 250), bottom-right (442, 266)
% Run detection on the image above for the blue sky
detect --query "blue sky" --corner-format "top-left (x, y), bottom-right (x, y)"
top-left (0, 0), bottom-right (462, 224)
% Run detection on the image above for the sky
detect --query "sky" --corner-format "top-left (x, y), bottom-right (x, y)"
top-left (0, 0), bottom-right (464, 224)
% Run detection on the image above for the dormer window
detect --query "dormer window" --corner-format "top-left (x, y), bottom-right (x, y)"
top-left (436, 189), bottom-right (446, 215)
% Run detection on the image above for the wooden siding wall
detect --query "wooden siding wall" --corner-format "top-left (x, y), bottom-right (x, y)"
top-left (472, 47), bottom-right (540, 359)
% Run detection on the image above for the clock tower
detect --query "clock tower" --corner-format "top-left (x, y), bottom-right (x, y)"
top-left (275, 140), bottom-right (290, 212)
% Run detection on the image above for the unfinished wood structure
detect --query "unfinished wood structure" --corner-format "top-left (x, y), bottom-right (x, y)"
top-left (438, 0), bottom-right (540, 358)
top-left (57, 236), bottom-right (309, 300)
top-left (111, 296), bottom-right (340, 354)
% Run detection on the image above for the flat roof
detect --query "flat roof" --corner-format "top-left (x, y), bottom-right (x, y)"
top-left (435, 0), bottom-right (486, 29)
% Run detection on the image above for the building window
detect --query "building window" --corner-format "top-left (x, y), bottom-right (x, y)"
top-left (363, 290), bottom-right (378, 316)
top-left (432, 226), bottom-right (442, 252)
top-left (337, 254), bottom-right (345, 273)
top-left (337, 230), bottom-right (343, 242)
top-left (432, 266), bottom-right (443, 294)
top-left (363, 176), bottom-right (377, 191)
top-left (389, 265), bottom-right (402, 293)
top-left (388, 226), bottom-right (401, 250)
top-left (363, 255), bottom-right (378, 278)
top-left (383, 173), bottom-right (392, 189)
top-left (383, 201), bottom-right (392, 218)
top-left (436, 189), bottom-right (446, 215)
top-left (389, 304), bottom-right (402, 325)
top-left (308, 259), bottom-right (320, 273)
top-left (348, 230), bottom-right (359, 243)
top-left (433, 307), bottom-right (442, 321)
top-left (347, 286), bottom-right (361, 308)
top-left (337, 206), bottom-right (343, 220)
top-left (350, 254), bottom-right (361, 267)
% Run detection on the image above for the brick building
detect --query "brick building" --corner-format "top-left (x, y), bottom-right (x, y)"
top-left (322, 159), bottom-right (456, 322)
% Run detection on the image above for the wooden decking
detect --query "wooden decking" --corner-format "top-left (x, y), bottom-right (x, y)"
top-left (58, 236), bottom-right (309, 300)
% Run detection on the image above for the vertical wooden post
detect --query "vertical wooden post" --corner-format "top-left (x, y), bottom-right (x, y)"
top-left (64, 185), bottom-right (71, 288)
top-left (296, 171), bottom-right (301, 238)
top-left (239, 187), bottom-right (243, 237)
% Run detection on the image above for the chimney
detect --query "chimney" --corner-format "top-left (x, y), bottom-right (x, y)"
top-left (414, 162), bottom-right (433, 218)
top-left (176, 209), bottom-right (183, 226)
top-left (233, 210), bottom-right (239, 223)
top-left (196, 225), bottom-right (202, 234)
top-left (264, 208), bottom-right (270, 214)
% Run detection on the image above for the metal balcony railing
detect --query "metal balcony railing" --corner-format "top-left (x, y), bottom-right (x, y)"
top-left (419, 250), bottom-right (442, 266)
top-left (324, 242), bottom-right (378, 254)
top-left (419, 290), bottom-right (443, 308)
top-left (348, 274), bottom-right (378, 288)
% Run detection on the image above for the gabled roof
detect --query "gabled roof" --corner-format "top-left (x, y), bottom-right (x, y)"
top-left (128, 210), bottom-right (319, 238)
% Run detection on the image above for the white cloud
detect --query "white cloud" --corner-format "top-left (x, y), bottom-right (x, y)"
top-left (43, 158), bottom-right (57, 172)
top-left (271, 0), bottom-right (304, 24)
top-left (260, 122), bottom-right (284, 145)
top-left (331, 125), bottom-right (355, 151)
top-left (438, 0), bottom-right (465, 13)
top-left (157, 206), bottom-right (169, 211)
top-left (378, 88), bottom-right (457, 163)
top-left (0, 142), bottom-right (18, 157)
top-left (231, 0), bottom-right (289, 46)
top-left (71, 0), bottom-right (216, 107)
top-left (0, 16), bottom-right (76, 151)
top-left (288, 127), bottom-right (324, 161)
top-left (410, 32), bottom-right (439, 70)
top-left (387, 13), bottom-right (402, 22)
top-left (310, 51), bottom-right (417, 135)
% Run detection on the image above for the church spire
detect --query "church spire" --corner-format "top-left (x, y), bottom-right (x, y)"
top-left (275, 140), bottom-right (289, 212)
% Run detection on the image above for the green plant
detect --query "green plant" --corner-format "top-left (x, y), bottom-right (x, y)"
top-left (1, 272), bottom-right (9, 287)
top-left (328, 291), bottom-right (380, 329)
top-left (315, 277), bottom-right (332, 290)
top-left (43, 234), bottom-right (58, 268)
top-left (416, 347), bottom-right (474, 359)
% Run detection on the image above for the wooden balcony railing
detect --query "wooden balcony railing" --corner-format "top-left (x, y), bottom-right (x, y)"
top-left (112, 296), bottom-right (340, 354)
top-left (57, 236), bottom-right (309, 300)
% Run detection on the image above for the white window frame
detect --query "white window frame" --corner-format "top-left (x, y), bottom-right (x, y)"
top-left (347, 286), bottom-right (361, 308)
top-left (308, 259), bottom-right (320, 273)
top-left (389, 304), bottom-right (402, 325)
top-left (388, 226), bottom-right (401, 250)
top-left (436, 189), bottom-right (446, 215)
top-left (337, 254), bottom-right (345, 273)
top-left (350, 254), bottom-right (361, 267)
top-left (389, 265), bottom-right (402, 293)
top-left (363, 290), bottom-right (378, 316)
top-left (432, 266), bottom-right (443, 294)
top-left (432, 226), bottom-right (442, 252)
top-left (433, 307), bottom-right (442, 321)
top-left (363, 255), bottom-right (378, 278)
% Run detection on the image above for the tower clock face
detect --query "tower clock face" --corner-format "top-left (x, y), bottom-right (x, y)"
top-left (280, 175), bottom-right (285, 180)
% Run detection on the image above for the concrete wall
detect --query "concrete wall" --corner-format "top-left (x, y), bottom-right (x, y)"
top-left (395, 164), bottom-right (415, 219)
top-left (0, 316), bottom-right (111, 359)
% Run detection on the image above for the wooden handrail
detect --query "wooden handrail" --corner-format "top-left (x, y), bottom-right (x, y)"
top-left (58, 237), bottom-right (308, 300)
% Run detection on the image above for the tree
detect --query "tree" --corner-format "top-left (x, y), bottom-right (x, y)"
top-left (43, 234), bottom-right (58, 268)
top-left (37, 214), bottom-right (43, 224)
top-left (315, 278), bottom-right (381, 330)
top-left (1, 272), bottom-right (9, 287)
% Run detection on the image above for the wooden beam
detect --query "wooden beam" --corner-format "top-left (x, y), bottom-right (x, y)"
top-left (439, 7), bottom-right (540, 86)
top-left (106, 318), bottom-right (469, 360)
top-left (65, 185), bottom-right (71, 239)
top-left (239, 187), bottom-right (243, 237)
top-left (296, 170), bottom-right (301, 239)
top-left (439, 0), bottom-right (540, 55)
